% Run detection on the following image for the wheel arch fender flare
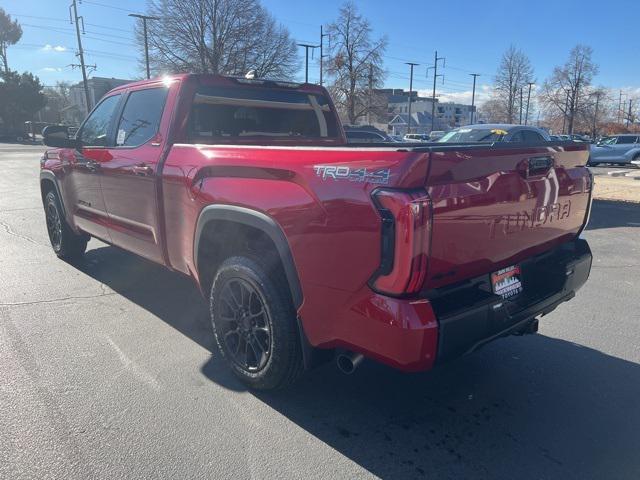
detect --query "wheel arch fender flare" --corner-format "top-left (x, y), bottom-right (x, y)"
top-left (40, 170), bottom-right (66, 217)
top-left (194, 204), bottom-right (303, 309)
top-left (628, 147), bottom-right (640, 160)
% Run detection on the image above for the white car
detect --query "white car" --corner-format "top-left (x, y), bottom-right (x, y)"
top-left (403, 133), bottom-right (430, 142)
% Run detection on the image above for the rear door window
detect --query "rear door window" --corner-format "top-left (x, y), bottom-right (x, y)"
top-left (189, 86), bottom-right (339, 142)
top-left (522, 130), bottom-right (545, 142)
top-left (116, 87), bottom-right (169, 147)
top-left (617, 136), bottom-right (638, 144)
top-left (509, 131), bottom-right (525, 142)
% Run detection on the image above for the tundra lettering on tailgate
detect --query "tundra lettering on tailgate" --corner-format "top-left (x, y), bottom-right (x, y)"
top-left (488, 201), bottom-right (572, 239)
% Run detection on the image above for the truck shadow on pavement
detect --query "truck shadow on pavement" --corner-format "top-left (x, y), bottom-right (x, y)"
top-left (587, 199), bottom-right (640, 230)
top-left (76, 243), bottom-right (640, 480)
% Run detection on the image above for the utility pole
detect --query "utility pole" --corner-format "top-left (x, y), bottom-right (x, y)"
top-left (129, 14), bottom-right (160, 80)
top-left (427, 51), bottom-right (445, 132)
top-left (405, 62), bottom-right (418, 134)
top-left (469, 73), bottom-right (480, 124)
top-left (319, 26), bottom-right (329, 86)
top-left (562, 93), bottom-right (569, 134)
top-left (367, 63), bottom-right (373, 125)
top-left (524, 81), bottom-right (534, 125)
top-left (592, 91), bottom-right (602, 138)
top-left (69, 0), bottom-right (91, 113)
top-left (298, 43), bottom-right (319, 83)
top-left (618, 90), bottom-right (624, 124)
top-left (627, 99), bottom-right (633, 127)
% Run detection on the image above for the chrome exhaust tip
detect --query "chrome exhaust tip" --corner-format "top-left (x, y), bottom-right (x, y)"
top-left (336, 352), bottom-right (364, 375)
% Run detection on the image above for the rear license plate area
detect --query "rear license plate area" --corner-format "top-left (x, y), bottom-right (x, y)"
top-left (491, 265), bottom-right (523, 300)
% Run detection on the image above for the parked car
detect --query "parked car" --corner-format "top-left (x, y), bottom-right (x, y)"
top-left (429, 130), bottom-right (446, 141)
top-left (569, 134), bottom-right (591, 142)
top-left (40, 74), bottom-right (593, 389)
top-left (403, 133), bottom-right (430, 142)
top-left (588, 134), bottom-right (640, 166)
top-left (438, 124), bottom-right (551, 143)
top-left (345, 129), bottom-right (392, 143)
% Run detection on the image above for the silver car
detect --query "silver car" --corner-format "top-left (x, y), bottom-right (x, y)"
top-left (438, 124), bottom-right (551, 143)
top-left (589, 134), bottom-right (640, 165)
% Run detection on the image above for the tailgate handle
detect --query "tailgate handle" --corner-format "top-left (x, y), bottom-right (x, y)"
top-left (526, 156), bottom-right (553, 175)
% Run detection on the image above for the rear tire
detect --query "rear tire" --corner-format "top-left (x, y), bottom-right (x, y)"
top-left (209, 255), bottom-right (304, 390)
top-left (44, 190), bottom-right (87, 260)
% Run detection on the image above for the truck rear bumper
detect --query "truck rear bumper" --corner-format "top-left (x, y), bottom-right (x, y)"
top-left (320, 238), bottom-right (592, 372)
top-left (431, 238), bottom-right (592, 365)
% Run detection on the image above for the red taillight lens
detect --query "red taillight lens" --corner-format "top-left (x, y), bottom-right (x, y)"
top-left (370, 189), bottom-right (431, 295)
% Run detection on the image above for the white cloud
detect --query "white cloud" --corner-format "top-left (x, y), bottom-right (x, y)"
top-left (416, 84), bottom-right (493, 106)
top-left (42, 44), bottom-right (67, 53)
top-left (41, 67), bottom-right (63, 72)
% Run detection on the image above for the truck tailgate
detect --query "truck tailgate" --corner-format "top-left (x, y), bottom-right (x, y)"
top-left (424, 144), bottom-right (591, 290)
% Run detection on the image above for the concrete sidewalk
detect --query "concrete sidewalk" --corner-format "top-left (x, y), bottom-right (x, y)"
top-left (593, 174), bottom-right (640, 203)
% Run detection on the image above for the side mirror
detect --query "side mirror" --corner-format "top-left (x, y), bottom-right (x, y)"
top-left (42, 125), bottom-right (79, 149)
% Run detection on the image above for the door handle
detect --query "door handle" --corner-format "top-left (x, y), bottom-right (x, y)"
top-left (84, 160), bottom-right (100, 172)
top-left (132, 164), bottom-right (153, 176)
top-left (526, 155), bottom-right (553, 176)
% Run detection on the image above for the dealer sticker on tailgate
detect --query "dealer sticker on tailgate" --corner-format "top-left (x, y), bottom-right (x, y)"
top-left (491, 265), bottom-right (523, 299)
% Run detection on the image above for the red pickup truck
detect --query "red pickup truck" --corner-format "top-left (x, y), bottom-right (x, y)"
top-left (41, 74), bottom-right (593, 389)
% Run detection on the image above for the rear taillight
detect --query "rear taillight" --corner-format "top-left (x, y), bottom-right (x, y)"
top-left (369, 189), bottom-right (432, 295)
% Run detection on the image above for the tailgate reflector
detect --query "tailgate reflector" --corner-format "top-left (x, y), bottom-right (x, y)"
top-left (370, 189), bottom-right (432, 295)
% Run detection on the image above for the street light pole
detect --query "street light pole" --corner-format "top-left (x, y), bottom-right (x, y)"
top-left (524, 81), bottom-right (534, 125)
top-left (297, 43), bottom-right (319, 83)
top-left (469, 73), bottom-right (480, 124)
top-left (319, 26), bottom-right (329, 86)
top-left (129, 14), bottom-right (160, 80)
top-left (405, 62), bottom-right (418, 134)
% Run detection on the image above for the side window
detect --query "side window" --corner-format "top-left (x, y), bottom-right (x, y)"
top-left (79, 94), bottom-right (121, 147)
top-left (116, 87), bottom-right (169, 147)
top-left (509, 131), bottom-right (525, 142)
top-left (523, 130), bottom-right (544, 142)
top-left (616, 136), bottom-right (636, 144)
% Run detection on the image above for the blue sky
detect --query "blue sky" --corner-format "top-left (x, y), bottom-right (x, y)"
top-left (3, 0), bottom-right (639, 105)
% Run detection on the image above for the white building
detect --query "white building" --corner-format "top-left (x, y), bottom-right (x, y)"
top-left (384, 89), bottom-right (476, 131)
top-left (69, 77), bottom-right (134, 117)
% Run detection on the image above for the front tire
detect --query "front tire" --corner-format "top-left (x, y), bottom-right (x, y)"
top-left (44, 190), bottom-right (87, 260)
top-left (209, 255), bottom-right (303, 390)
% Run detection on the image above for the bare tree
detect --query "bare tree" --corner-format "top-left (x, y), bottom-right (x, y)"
top-left (478, 97), bottom-right (508, 123)
top-left (139, 0), bottom-right (298, 78)
top-left (326, 1), bottom-right (387, 125)
top-left (0, 9), bottom-right (22, 75)
top-left (493, 45), bottom-right (534, 123)
top-left (540, 45), bottom-right (598, 134)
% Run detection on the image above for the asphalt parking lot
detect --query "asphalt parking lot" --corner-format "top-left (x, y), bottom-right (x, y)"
top-left (2, 143), bottom-right (640, 480)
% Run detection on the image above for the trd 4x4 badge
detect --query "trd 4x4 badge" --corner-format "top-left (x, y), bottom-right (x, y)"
top-left (313, 165), bottom-right (391, 184)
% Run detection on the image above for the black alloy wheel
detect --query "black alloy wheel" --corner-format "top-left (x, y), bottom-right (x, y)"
top-left (216, 277), bottom-right (272, 372)
top-left (45, 200), bottom-right (63, 251)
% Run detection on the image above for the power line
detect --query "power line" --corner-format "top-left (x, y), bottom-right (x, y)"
top-left (81, 1), bottom-right (139, 14)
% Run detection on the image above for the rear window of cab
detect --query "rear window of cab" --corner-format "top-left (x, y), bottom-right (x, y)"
top-left (189, 86), bottom-right (340, 143)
